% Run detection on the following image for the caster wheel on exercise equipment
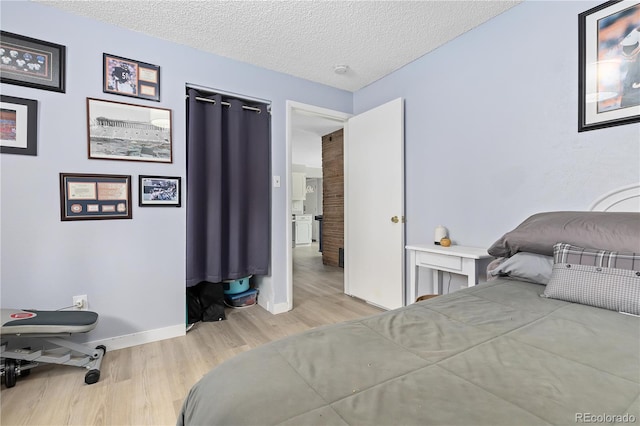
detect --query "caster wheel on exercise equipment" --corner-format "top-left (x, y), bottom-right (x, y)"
top-left (85, 369), bottom-right (100, 385)
top-left (4, 359), bottom-right (16, 388)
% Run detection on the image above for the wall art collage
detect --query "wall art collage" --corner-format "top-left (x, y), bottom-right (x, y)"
top-left (0, 31), bottom-right (181, 221)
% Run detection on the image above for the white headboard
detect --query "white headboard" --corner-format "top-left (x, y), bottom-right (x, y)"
top-left (589, 183), bottom-right (640, 212)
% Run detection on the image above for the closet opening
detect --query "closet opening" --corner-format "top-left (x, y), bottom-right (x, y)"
top-left (185, 84), bottom-right (272, 321)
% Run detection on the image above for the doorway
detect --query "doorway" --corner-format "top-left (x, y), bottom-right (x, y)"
top-left (285, 101), bottom-right (351, 311)
top-left (286, 98), bottom-right (405, 312)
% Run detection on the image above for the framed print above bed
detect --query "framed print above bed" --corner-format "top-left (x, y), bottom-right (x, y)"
top-left (87, 97), bottom-right (172, 163)
top-left (0, 95), bottom-right (37, 156)
top-left (578, 1), bottom-right (640, 132)
top-left (0, 31), bottom-right (66, 93)
top-left (103, 53), bottom-right (160, 102)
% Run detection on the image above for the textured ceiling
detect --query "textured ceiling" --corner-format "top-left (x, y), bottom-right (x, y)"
top-left (36, 0), bottom-right (521, 92)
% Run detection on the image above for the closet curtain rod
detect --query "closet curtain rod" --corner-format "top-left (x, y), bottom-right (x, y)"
top-left (188, 95), bottom-right (263, 113)
top-left (186, 83), bottom-right (270, 104)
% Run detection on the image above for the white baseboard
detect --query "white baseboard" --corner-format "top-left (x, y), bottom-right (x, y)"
top-left (271, 301), bottom-right (290, 315)
top-left (89, 323), bottom-right (185, 351)
top-left (257, 297), bottom-right (290, 315)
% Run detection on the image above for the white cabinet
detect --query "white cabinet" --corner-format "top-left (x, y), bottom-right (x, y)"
top-left (292, 172), bottom-right (306, 201)
top-left (295, 215), bottom-right (312, 245)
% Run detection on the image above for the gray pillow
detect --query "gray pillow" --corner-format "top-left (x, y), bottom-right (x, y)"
top-left (543, 243), bottom-right (640, 315)
top-left (487, 252), bottom-right (553, 285)
top-left (543, 264), bottom-right (640, 315)
top-left (488, 211), bottom-right (640, 258)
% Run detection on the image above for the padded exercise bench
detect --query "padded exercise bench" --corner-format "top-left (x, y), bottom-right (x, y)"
top-left (1, 308), bottom-right (105, 388)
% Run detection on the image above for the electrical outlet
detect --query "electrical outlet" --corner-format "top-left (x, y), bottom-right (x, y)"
top-left (73, 295), bottom-right (88, 310)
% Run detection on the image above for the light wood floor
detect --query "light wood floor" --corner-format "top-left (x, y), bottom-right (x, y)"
top-left (1, 243), bottom-right (383, 425)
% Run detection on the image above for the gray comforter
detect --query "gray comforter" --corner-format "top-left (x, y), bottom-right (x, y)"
top-left (178, 279), bottom-right (640, 425)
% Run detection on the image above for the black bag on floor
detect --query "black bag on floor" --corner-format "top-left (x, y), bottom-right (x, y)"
top-left (187, 281), bottom-right (226, 323)
top-left (199, 282), bottom-right (226, 322)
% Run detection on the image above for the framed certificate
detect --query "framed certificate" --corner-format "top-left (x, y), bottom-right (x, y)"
top-left (60, 173), bottom-right (132, 221)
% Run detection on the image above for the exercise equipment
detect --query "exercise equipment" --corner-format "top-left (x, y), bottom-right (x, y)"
top-left (1, 308), bottom-right (105, 388)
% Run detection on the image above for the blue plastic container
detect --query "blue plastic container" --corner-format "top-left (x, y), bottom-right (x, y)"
top-left (223, 275), bottom-right (251, 295)
top-left (225, 288), bottom-right (259, 308)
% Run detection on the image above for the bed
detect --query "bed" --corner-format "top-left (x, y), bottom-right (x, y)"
top-left (178, 185), bottom-right (640, 426)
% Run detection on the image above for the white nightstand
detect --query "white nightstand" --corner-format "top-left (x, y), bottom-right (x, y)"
top-left (406, 244), bottom-right (492, 303)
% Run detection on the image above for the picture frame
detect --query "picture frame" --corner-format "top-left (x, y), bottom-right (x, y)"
top-left (0, 31), bottom-right (65, 93)
top-left (103, 53), bottom-right (160, 102)
top-left (60, 173), bottom-right (132, 221)
top-left (578, 1), bottom-right (640, 132)
top-left (0, 95), bottom-right (37, 156)
top-left (87, 97), bottom-right (172, 163)
top-left (139, 175), bottom-right (182, 207)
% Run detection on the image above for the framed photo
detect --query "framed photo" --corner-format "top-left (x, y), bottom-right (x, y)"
top-left (1, 95), bottom-right (37, 156)
top-left (0, 31), bottom-right (65, 93)
top-left (103, 53), bottom-right (160, 102)
top-left (60, 173), bottom-right (132, 221)
top-left (139, 175), bottom-right (182, 207)
top-left (578, 1), bottom-right (640, 132)
top-left (87, 97), bottom-right (172, 163)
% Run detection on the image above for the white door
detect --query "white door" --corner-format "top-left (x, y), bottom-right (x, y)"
top-left (344, 98), bottom-right (404, 310)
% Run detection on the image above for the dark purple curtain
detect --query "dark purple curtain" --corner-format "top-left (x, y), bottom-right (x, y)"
top-left (186, 89), bottom-right (271, 287)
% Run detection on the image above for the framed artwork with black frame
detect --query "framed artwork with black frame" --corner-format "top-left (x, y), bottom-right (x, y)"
top-left (0, 95), bottom-right (37, 156)
top-left (87, 97), bottom-right (172, 163)
top-left (578, 1), bottom-right (640, 132)
top-left (103, 53), bottom-right (160, 102)
top-left (60, 173), bottom-right (132, 221)
top-left (0, 31), bottom-right (65, 93)
top-left (139, 175), bottom-right (181, 207)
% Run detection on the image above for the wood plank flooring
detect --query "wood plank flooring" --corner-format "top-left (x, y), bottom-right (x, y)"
top-left (1, 243), bottom-right (383, 425)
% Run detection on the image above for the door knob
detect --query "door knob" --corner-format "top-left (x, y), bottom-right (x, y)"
top-left (391, 216), bottom-right (399, 223)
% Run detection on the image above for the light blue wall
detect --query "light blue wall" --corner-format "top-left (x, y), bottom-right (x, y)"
top-left (355, 0), bottom-right (639, 260)
top-left (3, 0), bottom-right (639, 341)
top-left (0, 1), bottom-right (351, 341)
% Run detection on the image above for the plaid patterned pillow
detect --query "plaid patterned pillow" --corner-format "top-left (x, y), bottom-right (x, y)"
top-left (543, 243), bottom-right (640, 315)
top-left (552, 242), bottom-right (640, 271)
